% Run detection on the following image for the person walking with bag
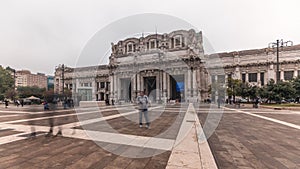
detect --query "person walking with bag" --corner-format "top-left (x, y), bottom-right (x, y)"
top-left (137, 91), bottom-right (150, 129)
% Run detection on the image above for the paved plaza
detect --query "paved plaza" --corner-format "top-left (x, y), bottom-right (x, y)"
top-left (0, 103), bottom-right (299, 168)
top-left (198, 105), bottom-right (300, 169)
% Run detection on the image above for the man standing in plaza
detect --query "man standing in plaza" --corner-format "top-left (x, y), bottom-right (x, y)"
top-left (136, 90), bottom-right (150, 129)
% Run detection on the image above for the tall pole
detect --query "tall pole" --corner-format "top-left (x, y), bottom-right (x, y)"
top-left (13, 69), bottom-right (16, 101)
top-left (13, 69), bottom-right (16, 90)
top-left (135, 56), bottom-right (137, 100)
top-left (62, 64), bottom-right (64, 96)
top-left (268, 39), bottom-right (293, 84)
top-left (276, 40), bottom-right (280, 83)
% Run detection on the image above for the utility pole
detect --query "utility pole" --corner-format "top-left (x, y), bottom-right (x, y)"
top-left (62, 64), bottom-right (65, 96)
top-left (269, 39), bottom-right (293, 84)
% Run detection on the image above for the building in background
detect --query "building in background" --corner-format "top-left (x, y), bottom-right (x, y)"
top-left (47, 76), bottom-right (54, 90)
top-left (15, 70), bottom-right (48, 89)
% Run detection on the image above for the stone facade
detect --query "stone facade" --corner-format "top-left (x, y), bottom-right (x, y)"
top-left (109, 29), bottom-right (207, 103)
top-left (207, 44), bottom-right (300, 87)
top-left (54, 29), bottom-right (300, 103)
top-left (54, 65), bottom-right (110, 103)
top-left (55, 29), bottom-right (209, 103)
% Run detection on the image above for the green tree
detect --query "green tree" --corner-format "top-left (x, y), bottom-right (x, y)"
top-left (260, 79), bottom-right (296, 103)
top-left (248, 86), bottom-right (258, 100)
top-left (0, 66), bottom-right (14, 100)
top-left (5, 89), bottom-right (16, 100)
top-left (258, 86), bottom-right (268, 102)
top-left (239, 82), bottom-right (251, 99)
top-left (227, 77), bottom-right (243, 101)
top-left (292, 76), bottom-right (300, 97)
top-left (275, 81), bottom-right (296, 101)
top-left (17, 86), bottom-right (46, 99)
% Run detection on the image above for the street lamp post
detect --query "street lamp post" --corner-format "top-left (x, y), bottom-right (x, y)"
top-left (134, 55), bottom-right (138, 100)
top-left (269, 39), bottom-right (293, 83)
top-left (62, 64), bottom-right (65, 96)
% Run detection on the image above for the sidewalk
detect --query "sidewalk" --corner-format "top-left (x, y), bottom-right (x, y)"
top-left (166, 103), bottom-right (218, 169)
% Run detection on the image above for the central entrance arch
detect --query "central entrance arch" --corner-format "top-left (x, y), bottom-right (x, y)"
top-left (144, 76), bottom-right (157, 102)
top-left (170, 74), bottom-right (185, 102)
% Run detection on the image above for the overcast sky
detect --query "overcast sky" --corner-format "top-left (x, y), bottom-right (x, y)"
top-left (0, 0), bottom-right (299, 75)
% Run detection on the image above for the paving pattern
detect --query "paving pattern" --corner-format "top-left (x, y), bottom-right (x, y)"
top-left (1, 103), bottom-right (300, 168)
top-left (0, 104), bottom-right (187, 169)
top-left (198, 105), bottom-right (300, 169)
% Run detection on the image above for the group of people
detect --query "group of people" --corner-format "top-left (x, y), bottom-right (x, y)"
top-left (3, 99), bottom-right (24, 108)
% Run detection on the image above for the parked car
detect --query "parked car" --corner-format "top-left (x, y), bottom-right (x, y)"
top-left (23, 99), bottom-right (32, 105)
top-left (239, 98), bottom-right (248, 103)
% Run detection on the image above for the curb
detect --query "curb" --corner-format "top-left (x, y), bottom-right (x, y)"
top-left (166, 103), bottom-right (218, 169)
top-left (259, 105), bottom-right (300, 111)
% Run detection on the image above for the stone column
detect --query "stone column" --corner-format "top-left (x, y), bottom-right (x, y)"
top-left (245, 73), bottom-right (249, 83)
top-left (140, 74), bottom-right (144, 92)
top-left (156, 75), bottom-right (159, 102)
top-left (163, 72), bottom-right (167, 103)
top-left (167, 73), bottom-right (170, 100)
top-left (132, 75), bottom-right (136, 101)
top-left (113, 74), bottom-right (117, 100)
top-left (213, 75), bottom-right (218, 102)
top-left (198, 69), bottom-right (202, 101)
top-left (109, 75), bottom-right (113, 99)
top-left (280, 70), bottom-right (284, 81)
top-left (294, 69), bottom-right (298, 78)
top-left (192, 69), bottom-right (197, 98)
top-left (92, 81), bottom-right (96, 101)
top-left (187, 69), bottom-right (191, 99)
top-left (137, 73), bottom-right (140, 92)
top-left (257, 72), bottom-right (261, 86)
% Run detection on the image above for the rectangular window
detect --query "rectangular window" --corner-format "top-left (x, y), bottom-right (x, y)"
top-left (128, 44), bottom-right (132, 52)
top-left (150, 41), bottom-right (155, 49)
top-left (242, 74), bottom-right (246, 83)
top-left (146, 42), bottom-right (149, 49)
top-left (211, 75), bottom-right (215, 83)
top-left (175, 37), bottom-right (181, 46)
top-left (248, 73), bottom-right (257, 82)
top-left (284, 71), bottom-right (294, 81)
top-left (260, 72), bottom-right (265, 86)
top-left (100, 82), bottom-right (105, 88)
top-left (106, 82), bottom-right (110, 91)
top-left (217, 75), bottom-right (225, 83)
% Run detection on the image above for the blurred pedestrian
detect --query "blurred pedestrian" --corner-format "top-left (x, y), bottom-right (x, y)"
top-left (21, 99), bottom-right (24, 107)
top-left (4, 99), bottom-right (9, 108)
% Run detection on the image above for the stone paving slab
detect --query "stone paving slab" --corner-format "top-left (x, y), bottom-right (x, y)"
top-left (198, 109), bottom-right (300, 169)
top-left (0, 104), bottom-right (191, 169)
top-left (253, 113), bottom-right (300, 126)
top-left (0, 129), bottom-right (22, 137)
top-left (4, 104), bottom-right (299, 168)
top-left (0, 135), bottom-right (171, 169)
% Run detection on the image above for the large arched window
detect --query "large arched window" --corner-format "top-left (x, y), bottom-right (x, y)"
top-left (170, 35), bottom-right (183, 48)
top-left (126, 42), bottom-right (136, 53)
